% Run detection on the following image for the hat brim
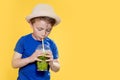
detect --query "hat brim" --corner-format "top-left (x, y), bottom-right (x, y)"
top-left (26, 12), bottom-right (61, 26)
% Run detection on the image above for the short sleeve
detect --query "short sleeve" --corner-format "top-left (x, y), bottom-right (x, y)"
top-left (50, 41), bottom-right (59, 59)
top-left (14, 37), bottom-right (24, 54)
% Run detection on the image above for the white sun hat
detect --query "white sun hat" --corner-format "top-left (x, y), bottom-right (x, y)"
top-left (26, 4), bottom-right (61, 26)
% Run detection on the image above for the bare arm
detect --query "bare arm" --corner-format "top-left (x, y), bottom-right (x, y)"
top-left (49, 59), bottom-right (60, 72)
top-left (12, 50), bottom-right (42, 68)
top-left (12, 52), bottom-right (31, 68)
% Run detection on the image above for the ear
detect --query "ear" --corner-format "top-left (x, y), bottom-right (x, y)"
top-left (29, 22), bottom-right (33, 28)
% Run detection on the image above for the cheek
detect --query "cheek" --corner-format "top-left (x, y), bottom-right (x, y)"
top-left (36, 31), bottom-right (42, 35)
top-left (34, 29), bottom-right (41, 34)
top-left (46, 32), bottom-right (50, 35)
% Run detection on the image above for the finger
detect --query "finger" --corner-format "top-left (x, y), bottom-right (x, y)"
top-left (46, 59), bottom-right (53, 62)
top-left (35, 50), bottom-right (43, 54)
top-left (35, 49), bottom-right (41, 52)
top-left (36, 58), bottom-right (42, 62)
top-left (37, 54), bottom-right (40, 57)
top-left (45, 55), bottom-right (53, 59)
top-left (37, 53), bottom-right (44, 57)
top-left (46, 50), bottom-right (52, 54)
top-left (45, 53), bottom-right (53, 56)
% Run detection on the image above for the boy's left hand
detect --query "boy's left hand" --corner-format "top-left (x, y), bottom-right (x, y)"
top-left (45, 50), bottom-right (54, 65)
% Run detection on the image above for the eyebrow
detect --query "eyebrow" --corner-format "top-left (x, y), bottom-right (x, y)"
top-left (36, 27), bottom-right (52, 31)
top-left (37, 27), bottom-right (44, 29)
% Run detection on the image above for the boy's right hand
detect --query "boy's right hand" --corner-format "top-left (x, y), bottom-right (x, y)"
top-left (28, 50), bottom-right (43, 63)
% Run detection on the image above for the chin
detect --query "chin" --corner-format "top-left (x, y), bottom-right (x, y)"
top-left (42, 36), bottom-right (47, 39)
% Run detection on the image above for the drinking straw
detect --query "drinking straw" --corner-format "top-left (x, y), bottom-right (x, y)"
top-left (42, 38), bottom-right (45, 53)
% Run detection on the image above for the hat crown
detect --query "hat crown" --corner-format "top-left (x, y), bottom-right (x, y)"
top-left (26, 4), bottom-right (61, 26)
top-left (32, 4), bottom-right (55, 15)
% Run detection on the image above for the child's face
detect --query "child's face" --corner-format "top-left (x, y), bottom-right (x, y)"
top-left (31, 19), bottom-right (53, 40)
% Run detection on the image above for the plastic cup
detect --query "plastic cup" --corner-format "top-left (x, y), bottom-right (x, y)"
top-left (37, 53), bottom-right (48, 71)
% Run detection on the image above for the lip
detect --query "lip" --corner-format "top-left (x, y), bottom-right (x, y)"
top-left (39, 36), bottom-right (46, 39)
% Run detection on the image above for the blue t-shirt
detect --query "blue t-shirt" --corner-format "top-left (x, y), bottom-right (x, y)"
top-left (14, 33), bottom-right (59, 80)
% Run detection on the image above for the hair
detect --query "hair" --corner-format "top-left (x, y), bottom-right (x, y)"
top-left (30, 16), bottom-right (56, 26)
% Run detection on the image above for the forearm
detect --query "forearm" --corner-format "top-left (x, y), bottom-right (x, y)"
top-left (12, 57), bottom-right (31, 68)
top-left (49, 61), bottom-right (60, 72)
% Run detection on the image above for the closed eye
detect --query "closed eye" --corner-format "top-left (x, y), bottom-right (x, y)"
top-left (46, 29), bottom-right (52, 32)
top-left (37, 27), bottom-right (44, 31)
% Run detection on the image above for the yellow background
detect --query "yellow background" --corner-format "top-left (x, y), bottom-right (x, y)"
top-left (0, 0), bottom-right (120, 80)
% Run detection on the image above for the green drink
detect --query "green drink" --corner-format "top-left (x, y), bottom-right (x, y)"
top-left (36, 39), bottom-right (49, 71)
top-left (37, 54), bottom-right (48, 71)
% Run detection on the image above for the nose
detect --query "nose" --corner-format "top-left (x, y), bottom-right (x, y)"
top-left (41, 30), bottom-right (46, 37)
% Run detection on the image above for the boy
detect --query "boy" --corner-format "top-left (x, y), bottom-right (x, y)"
top-left (12, 4), bottom-right (61, 80)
